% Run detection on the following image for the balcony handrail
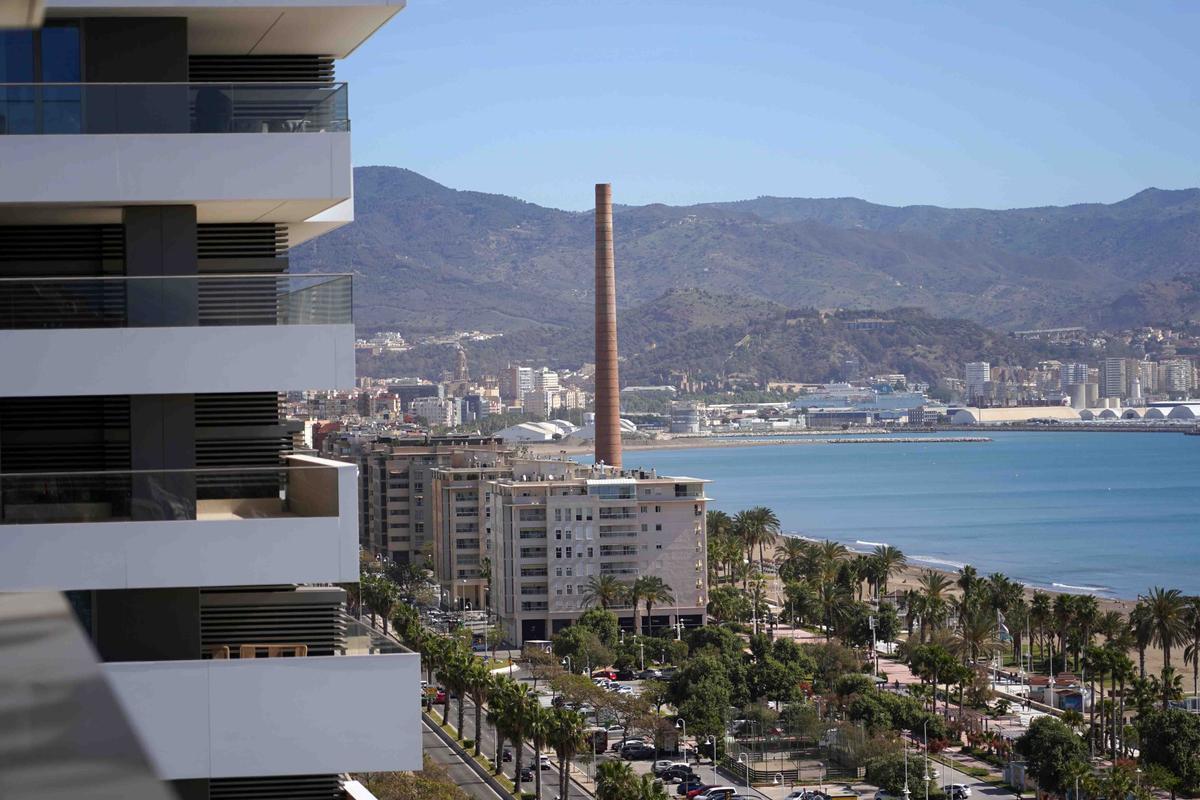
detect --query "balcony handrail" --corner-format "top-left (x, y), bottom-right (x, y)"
top-left (0, 463), bottom-right (347, 479)
top-left (0, 81), bottom-right (349, 87)
top-left (0, 272), bottom-right (353, 283)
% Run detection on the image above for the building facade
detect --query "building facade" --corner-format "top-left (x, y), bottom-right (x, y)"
top-left (488, 461), bottom-right (709, 645)
top-left (0, 4), bottom-right (419, 798)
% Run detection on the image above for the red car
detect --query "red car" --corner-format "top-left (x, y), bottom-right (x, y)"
top-left (434, 688), bottom-right (447, 703)
top-left (591, 669), bottom-right (617, 680)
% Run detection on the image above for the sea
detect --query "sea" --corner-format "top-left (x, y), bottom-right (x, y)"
top-left (606, 432), bottom-right (1200, 599)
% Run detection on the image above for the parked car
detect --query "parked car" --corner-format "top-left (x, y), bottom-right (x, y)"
top-left (637, 668), bottom-right (663, 680)
top-left (616, 668), bottom-right (637, 681)
top-left (948, 785), bottom-right (971, 800)
top-left (612, 737), bottom-right (645, 752)
top-left (874, 792), bottom-right (904, 800)
top-left (678, 779), bottom-right (707, 796)
top-left (652, 760), bottom-right (678, 776)
top-left (616, 684), bottom-right (635, 695)
top-left (660, 764), bottom-right (697, 783)
top-left (591, 669), bottom-right (617, 680)
top-left (620, 743), bottom-right (656, 760)
top-left (518, 767), bottom-right (534, 782)
top-left (693, 788), bottom-right (737, 800)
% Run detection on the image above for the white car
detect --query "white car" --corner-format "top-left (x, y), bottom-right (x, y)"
top-left (948, 785), bottom-right (971, 799)
top-left (538, 754), bottom-right (552, 770)
top-left (616, 684), bottom-right (635, 695)
top-left (695, 788), bottom-right (738, 799)
top-left (651, 759), bottom-right (676, 775)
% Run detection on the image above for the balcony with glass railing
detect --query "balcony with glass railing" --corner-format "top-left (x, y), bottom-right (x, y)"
top-left (0, 274), bottom-right (354, 396)
top-left (0, 82), bottom-right (348, 135)
top-left (0, 455), bottom-right (359, 592)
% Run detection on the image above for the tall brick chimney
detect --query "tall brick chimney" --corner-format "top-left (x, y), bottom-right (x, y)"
top-left (593, 183), bottom-right (622, 469)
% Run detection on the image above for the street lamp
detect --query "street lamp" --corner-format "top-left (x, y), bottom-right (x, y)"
top-left (705, 735), bottom-right (717, 786)
top-left (639, 640), bottom-right (645, 671)
top-left (562, 656), bottom-right (572, 674)
top-left (675, 718), bottom-right (687, 763)
top-left (923, 719), bottom-right (931, 800)
top-left (737, 753), bottom-right (751, 798)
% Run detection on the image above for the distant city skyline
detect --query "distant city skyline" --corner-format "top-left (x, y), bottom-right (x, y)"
top-left (342, 0), bottom-right (1199, 211)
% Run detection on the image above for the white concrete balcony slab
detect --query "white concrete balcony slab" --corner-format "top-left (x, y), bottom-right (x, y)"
top-left (103, 650), bottom-right (421, 780)
top-left (0, 273), bottom-right (354, 396)
top-left (0, 83), bottom-right (352, 230)
top-left (0, 455), bottom-right (360, 591)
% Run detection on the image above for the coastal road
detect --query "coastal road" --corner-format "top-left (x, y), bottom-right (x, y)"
top-left (422, 718), bottom-right (506, 800)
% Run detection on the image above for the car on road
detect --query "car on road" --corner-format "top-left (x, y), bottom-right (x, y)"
top-left (677, 779), bottom-right (707, 796)
top-left (518, 766), bottom-right (534, 782)
top-left (502, 747), bottom-right (513, 762)
top-left (616, 684), bottom-right (635, 695)
top-left (948, 785), bottom-right (971, 800)
top-left (538, 754), bottom-right (553, 770)
top-left (652, 760), bottom-right (677, 775)
top-left (637, 668), bottom-right (663, 679)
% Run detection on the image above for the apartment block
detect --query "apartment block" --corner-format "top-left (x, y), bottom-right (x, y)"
top-left (0, 3), bottom-right (419, 799)
top-left (488, 461), bottom-right (709, 645)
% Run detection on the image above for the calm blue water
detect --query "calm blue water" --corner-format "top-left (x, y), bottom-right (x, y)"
top-left (613, 432), bottom-right (1200, 599)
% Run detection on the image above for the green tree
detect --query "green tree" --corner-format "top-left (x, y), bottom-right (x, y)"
top-left (1146, 586), bottom-right (1189, 670)
top-left (547, 707), bottom-right (587, 800)
top-left (553, 626), bottom-right (612, 674)
top-left (1136, 708), bottom-right (1200, 798)
top-left (631, 575), bottom-right (674, 637)
top-left (577, 607), bottom-right (622, 650)
top-left (1014, 716), bottom-right (1087, 798)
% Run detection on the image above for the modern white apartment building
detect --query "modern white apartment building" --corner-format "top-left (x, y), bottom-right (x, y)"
top-left (0, 3), bottom-right (420, 799)
top-left (964, 361), bottom-right (990, 402)
top-left (487, 459), bottom-right (709, 645)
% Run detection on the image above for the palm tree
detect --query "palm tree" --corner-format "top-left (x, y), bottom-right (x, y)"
top-left (1072, 594), bottom-right (1100, 672)
top-left (581, 574), bottom-right (629, 610)
top-left (632, 575), bottom-right (674, 636)
top-left (1145, 586), bottom-right (1189, 669)
top-left (953, 605), bottom-right (1002, 665)
top-left (464, 655), bottom-right (492, 756)
top-left (814, 539), bottom-right (850, 585)
top-left (547, 707), bottom-right (587, 800)
top-left (778, 536), bottom-right (810, 583)
top-left (956, 564), bottom-right (979, 610)
top-left (1183, 596), bottom-right (1200, 699)
top-left (1130, 600), bottom-right (1154, 678)
top-left (917, 570), bottom-right (953, 641)
top-left (745, 505), bottom-right (781, 569)
top-left (706, 510), bottom-right (733, 582)
top-left (816, 580), bottom-right (853, 641)
top-left (870, 544), bottom-right (907, 598)
top-left (596, 760), bottom-right (636, 800)
top-left (485, 674), bottom-right (515, 773)
top-left (1030, 591), bottom-right (1052, 665)
top-left (1097, 610), bottom-right (1126, 642)
top-left (528, 701), bottom-right (550, 800)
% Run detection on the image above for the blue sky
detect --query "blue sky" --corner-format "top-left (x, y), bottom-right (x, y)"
top-left (342, 0), bottom-right (1199, 211)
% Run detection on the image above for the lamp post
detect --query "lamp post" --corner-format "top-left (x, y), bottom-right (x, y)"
top-left (923, 719), bottom-right (931, 800)
top-left (737, 753), bottom-right (751, 798)
top-left (639, 640), bottom-right (645, 671)
top-left (562, 655), bottom-right (572, 675)
top-left (705, 735), bottom-right (717, 786)
top-left (903, 732), bottom-right (911, 800)
top-left (675, 718), bottom-right (687, 763)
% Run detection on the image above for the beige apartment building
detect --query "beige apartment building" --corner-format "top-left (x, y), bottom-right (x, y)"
top-left (487, 459), bottom-right (709, 644)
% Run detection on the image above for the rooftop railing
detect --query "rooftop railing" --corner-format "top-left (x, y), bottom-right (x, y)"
top-left (0, 462), bottom-right (342, 525)
top-left (0, 82), bottom-right (348, 135)
top-left (0, 273), bottom-right (350, 329)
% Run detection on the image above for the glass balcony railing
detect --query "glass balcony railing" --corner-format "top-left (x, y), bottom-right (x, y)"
top-left (0, 82), bottom-right (348, 135)
top-left (0, 273), bottom-right (350, 329)
top-left (0, 463), bottom-right (343, 525)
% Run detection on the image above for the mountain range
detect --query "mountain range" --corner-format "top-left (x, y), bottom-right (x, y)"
top-left (293, 166), bottom-right (1200, 336)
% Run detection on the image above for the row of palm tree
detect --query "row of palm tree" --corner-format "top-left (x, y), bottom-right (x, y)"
top-left (706, 506), bottom-right (781, 586)
top-left (392, 605), bottom-right (587, 799)
top-left (580, 574), bottom-right (674, 635)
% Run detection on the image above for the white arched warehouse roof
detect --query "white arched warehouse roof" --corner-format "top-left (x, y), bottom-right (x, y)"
top-left (950, 407), bottom-right (1082, 425)
top-left (1167, 404), bottom-right (1200, 420)
top-left (1098, 408), bottom-right (1121, 419)
top-left (1079, 409), bottom-right (1097, 421)
top-left (1144, 407), bottom-right (1171, 419)
top-left (1120, 408), bottom-right (1145, 419)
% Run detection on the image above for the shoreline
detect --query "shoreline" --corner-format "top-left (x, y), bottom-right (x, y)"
top-left (529, 426), bottom-right (1196, 456)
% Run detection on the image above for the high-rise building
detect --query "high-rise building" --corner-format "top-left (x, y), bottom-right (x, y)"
top-left (1161, 359), bottom-right (1196, 396)
top-left (1059, 362), bottom-right (1089, 390)
top-left (501, 365), bottom-right (534, 406)
top-left (1102, 358), bottom-right (1127, 399)
top-left (965, 362), bottom-right (990, 402)
top-left (0, 4), bottom-right (419, 797)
